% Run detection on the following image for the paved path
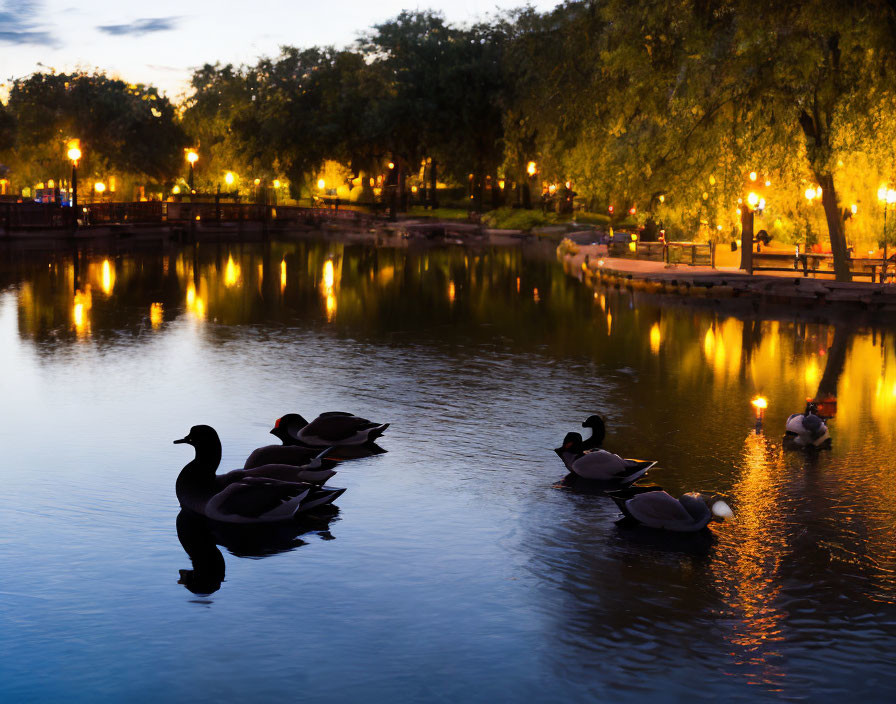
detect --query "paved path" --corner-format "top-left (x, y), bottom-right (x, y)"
top-left (561, 246), bottom-right (896, 317)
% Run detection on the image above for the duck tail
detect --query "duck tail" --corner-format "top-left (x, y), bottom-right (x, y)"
top-left (315, 446), bottom-right (337, 461)
top-left (368, 423), bottom-right (389, 441)
top-left (608, 494), bottom-right (633, 518)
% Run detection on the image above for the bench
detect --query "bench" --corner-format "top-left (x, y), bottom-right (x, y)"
top-left (753, 251), bottom-right (893, 282)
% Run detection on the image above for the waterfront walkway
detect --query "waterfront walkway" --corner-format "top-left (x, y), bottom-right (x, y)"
top-left (561, 245), bottom-right (896, 316)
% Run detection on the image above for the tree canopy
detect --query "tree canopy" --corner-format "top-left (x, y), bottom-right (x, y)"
top-left (3, 72), bottom-right (187, 190)
top-left (4, 4), bottom-right (896, 280)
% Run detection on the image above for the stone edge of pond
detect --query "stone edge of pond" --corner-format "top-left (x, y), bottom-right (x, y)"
top-left (560, 246), bottom-right (896, 319)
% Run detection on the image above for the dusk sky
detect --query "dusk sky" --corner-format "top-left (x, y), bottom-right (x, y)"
top-left (1, 1), bottom-right (558, 101)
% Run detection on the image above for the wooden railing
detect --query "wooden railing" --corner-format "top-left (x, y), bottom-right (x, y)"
top-left (607, 240), bottom-right (716, 267)
top-left (2, 200), bottom-right (375, 233)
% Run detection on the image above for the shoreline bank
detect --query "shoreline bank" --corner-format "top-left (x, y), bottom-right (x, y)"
top-left (560, 245), bottom-right (896, 321)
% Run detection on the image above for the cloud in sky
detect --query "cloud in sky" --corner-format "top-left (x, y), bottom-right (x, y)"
top-left (0, 1), bottom-right (57, 46)
top-left (97, 17), bottom-right (181, 38)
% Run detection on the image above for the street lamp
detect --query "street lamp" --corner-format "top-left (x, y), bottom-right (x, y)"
top-left (224, 171), bottom-right (235, 188)
top-left (94, 181), bottom-right (106, 203)
top-left (877, 185), bottom-right (896, 262)
top-left (67, 142), bottom-right (81, 230)
top-left (186, 150), bottom-right (198, 192)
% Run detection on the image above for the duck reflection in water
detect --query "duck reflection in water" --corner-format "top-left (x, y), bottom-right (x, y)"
top-left (176, 507), bottom-right (339, 595)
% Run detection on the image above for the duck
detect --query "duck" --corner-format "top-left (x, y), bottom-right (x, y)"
top-left (244, 444), bottom-right (323, 470)
top-left (174, 425), bottom-right (346, 524)
top-left (271, 412), bottom-right (389, 448)
top-left (554, 432), bottom-right (656, 484)
top-left (246, 437), bottom-right (386, 468)
top-left (784, 401), bottom-right (831, 449)
top-left (612, 490), bottom-right (734, 532)
top-left (580, 414), bottom-right (606, 450)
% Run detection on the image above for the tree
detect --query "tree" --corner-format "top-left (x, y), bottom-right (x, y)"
top-left (4, 71), bottom-right (187, 189)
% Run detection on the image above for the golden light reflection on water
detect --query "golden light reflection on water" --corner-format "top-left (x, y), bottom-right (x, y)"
top-left (186, 283), bottom-right (206, 320)
top-left (101, 259), bottom-right (114, 296)
top-left (448, 281), bottom-right (456, 304)
top-left (704, 328), bottom-right (715, 358)
top-left (649, 322), bottom-right (661, 355)
top-left (322, 259), bottom-right (335, 290)
top-left (321, 259), bottom-right (338, 322)
top-left (804, 356), bottom-right (821, 387)
top-left (280, 259), bottom-right (287, 293)
top-left (72, 287), bottom-right (92, 336)
top-left (224, 255), bottom-right (241, 288)
top-left (715, 430), bottom-right (787, 688)
top-left (150, 302), bottom-right (163, 329)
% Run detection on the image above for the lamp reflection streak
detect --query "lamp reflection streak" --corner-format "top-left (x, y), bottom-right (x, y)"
top-left (322, 259), bottom-right (337, 322)
top-left (714, 432), bottom-right (787, 688)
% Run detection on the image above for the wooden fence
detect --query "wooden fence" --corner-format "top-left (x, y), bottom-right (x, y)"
top-left (2, 201), bottom-right (373, 233)
top-left (607, 240), bottom-right (716, 267)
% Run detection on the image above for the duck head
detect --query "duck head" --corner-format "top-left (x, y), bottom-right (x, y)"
top-left (174, 424), bottom-right (222, 473)
top-left (554, 431), bottom-right (584, 458)
top-left (270, 413), bottom-right (309, 444)
top-left (581, 415), bottom-right (606, 446)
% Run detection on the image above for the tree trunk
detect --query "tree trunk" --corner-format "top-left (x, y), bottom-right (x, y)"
top-left (429, 160), bottom-right (438, 209)
top-left (817, 172), bottom-right (851, 282)
top-left (522, 168), bottom-right (532, 209)
top-left (740, 208), bottom-right (753, 273)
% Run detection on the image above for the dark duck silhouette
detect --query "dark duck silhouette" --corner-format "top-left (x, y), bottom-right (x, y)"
top-left (555, 432), bottom-right (656, 484)
top-left (176, 508), bottom-right (339, 595)
top-left (784, 401), bottom-right (831, 450)
top-left (174, 425), bottom-right (345, 523)
top-left (580, 414), bottom-right (607, 450)
top-left (271, 412), bottom-right (389, 449)
top-left (612, 491), bottom-right (733, 532)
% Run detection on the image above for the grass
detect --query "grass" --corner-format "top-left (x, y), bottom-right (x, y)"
top-left (405, 205), bottom-right (637, 232)
top-left (406, 206), bottom-right (475, 221)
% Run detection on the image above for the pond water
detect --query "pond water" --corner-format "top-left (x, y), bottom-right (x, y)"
top-left (1, 236), bottom-right (895, 702)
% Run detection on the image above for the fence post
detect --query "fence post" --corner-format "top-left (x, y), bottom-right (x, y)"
top-left (710, 242), bottom-right (715, 269)
top-left (691, 244), bottom-right (696, 266)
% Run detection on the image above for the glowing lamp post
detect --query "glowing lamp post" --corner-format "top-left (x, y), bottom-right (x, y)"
top-left (224, 171), bottom-right (235, 188)
top-left (94, 181), bottom-right (106, 203)
top-left (877, 186), bottom-right (896, 264)
top-left (739, 173), bottom-right (766, 273)
top-left (751, 396), bottom-right (768, 430)
top-left (67, 144), bottom-right (81, 230)
top-left (186, 150), bottom-right (198, 192)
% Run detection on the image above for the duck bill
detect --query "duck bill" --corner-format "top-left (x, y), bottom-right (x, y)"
top-left (173, 437), bottom-right (189, 444)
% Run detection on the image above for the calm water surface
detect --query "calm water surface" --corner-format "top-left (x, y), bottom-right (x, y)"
top-left (1, 237), bottom-right (895, 702)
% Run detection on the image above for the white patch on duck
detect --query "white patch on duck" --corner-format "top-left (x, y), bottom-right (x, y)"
top-left (784, 402), bottom-right (830, 448)
top-left (614, 491), bottom-right (733, 532)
